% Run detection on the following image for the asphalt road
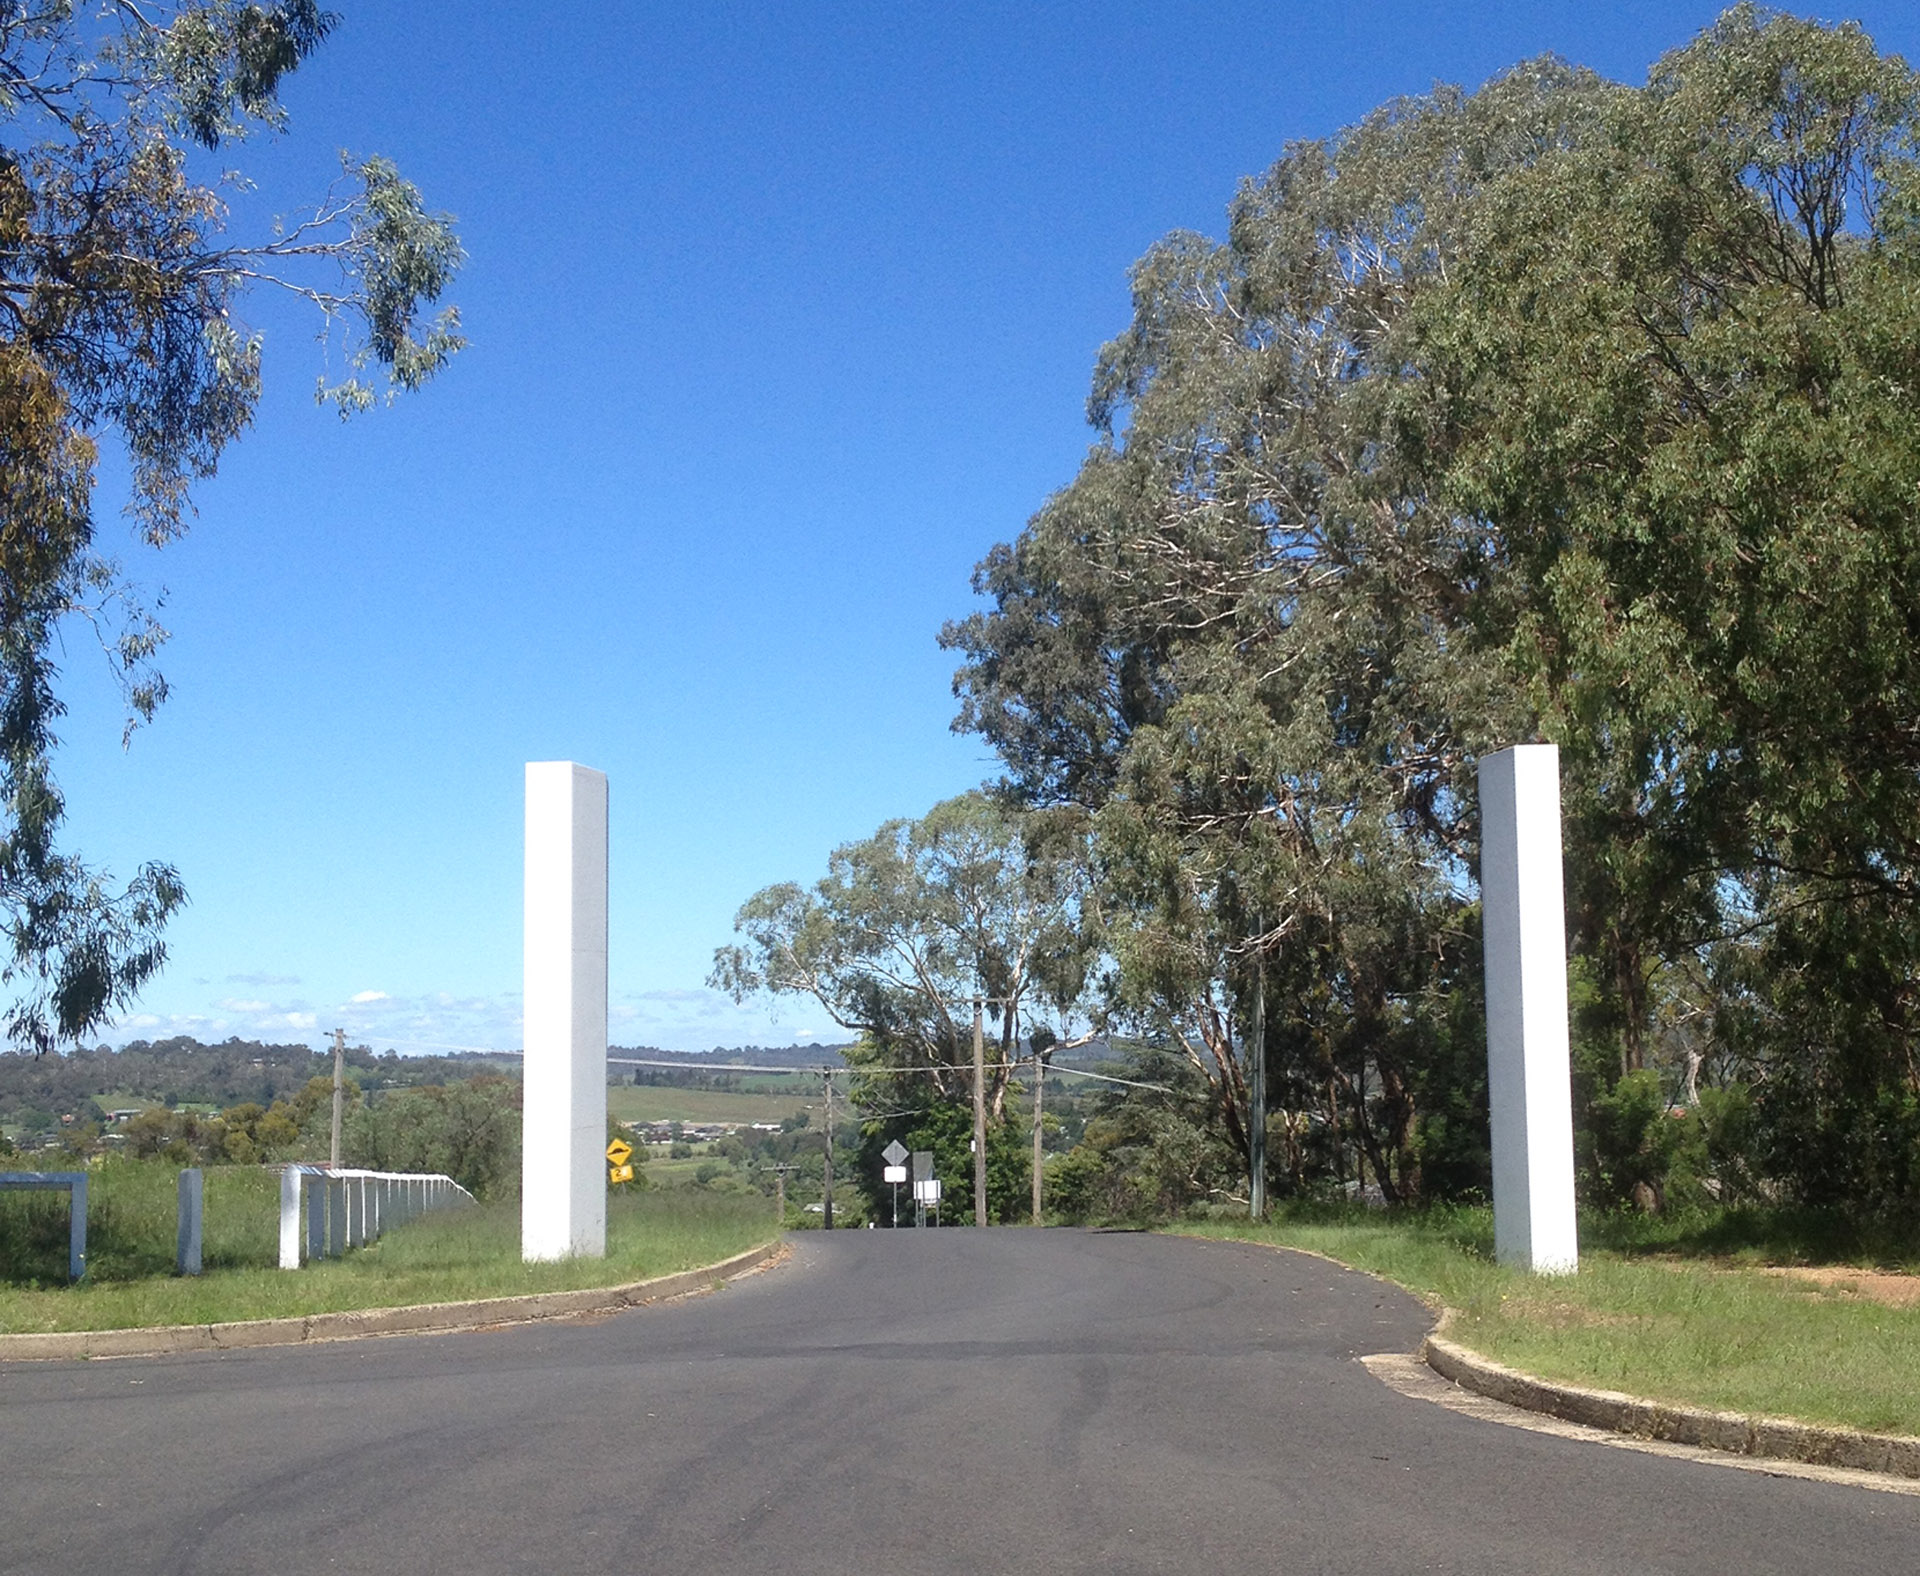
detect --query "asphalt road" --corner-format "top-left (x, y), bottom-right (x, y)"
top-left (3, 1229), bottom-right (1913, 1575)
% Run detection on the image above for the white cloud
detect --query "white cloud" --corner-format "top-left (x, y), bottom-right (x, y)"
top-left (105, 981), bottom-right (841, 1057)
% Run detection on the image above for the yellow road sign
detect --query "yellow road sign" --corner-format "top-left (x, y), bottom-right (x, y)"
top-left (608, 1163), bottom-right (635, 1185)
top-left (605, 1138), bottom-right (633, 1167)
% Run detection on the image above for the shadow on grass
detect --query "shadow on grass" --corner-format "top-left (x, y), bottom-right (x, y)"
top-left (1584, 1203), bottom-right (1920, 1270)
top-left (1185, 1195), bottom-right (1920, 1271)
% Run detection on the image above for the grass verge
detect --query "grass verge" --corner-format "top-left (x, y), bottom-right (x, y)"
top-left (0, 1181), bottom-right (777, 1335)
top-left (1184, 1204), bottom-right (1920, 1439)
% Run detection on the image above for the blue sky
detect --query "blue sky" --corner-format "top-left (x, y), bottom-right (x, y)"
top-left (57, 2), bottom-right (1919, 1055)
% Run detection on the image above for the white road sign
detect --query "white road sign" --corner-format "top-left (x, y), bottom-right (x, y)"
top-left (882, 1140), bottom-right (909, 1168)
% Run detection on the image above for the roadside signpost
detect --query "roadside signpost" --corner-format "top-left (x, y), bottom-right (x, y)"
top-left (882, 1140), bottom-right (909, 1227)
top-left (910, 1149), bottom-right (939, 1227)
top-left (607, 1137), bottom-right (635, 1186)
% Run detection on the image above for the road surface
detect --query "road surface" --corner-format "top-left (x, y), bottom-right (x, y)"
top-left (3, 1229), bottom-right (1913, 1574)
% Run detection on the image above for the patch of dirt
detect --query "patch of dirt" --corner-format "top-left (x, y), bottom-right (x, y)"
top-left (1762, 1265), bottom-right (1920, 1309)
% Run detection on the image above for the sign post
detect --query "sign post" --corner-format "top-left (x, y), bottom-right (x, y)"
top-left (882, 1139), bottom-right (908, 1228)
top-left (911, 1150), bottom-right (935, 1228)
top-left (607, 1136), bottom-right (635, 1187)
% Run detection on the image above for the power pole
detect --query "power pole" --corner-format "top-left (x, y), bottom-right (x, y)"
top-left (1031, 1044), bottom-right (1050, 1227)
top-left (329, 1027), bottom-right (346, 1169)
top-left (822, 1070), bottom-right (835, 1230)
top-left (1250, 955), bottom-right (1267, 1221)
top-left (766, 1161), bottom-right (794, 1221)
top-left (973, 997), bottom-right (987, 1228)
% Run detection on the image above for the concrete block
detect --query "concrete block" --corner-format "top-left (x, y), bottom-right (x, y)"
top-left (1479, 744), bottom-right (1579, 1274)
top-left (522, 760), bottom-right (609, 1261)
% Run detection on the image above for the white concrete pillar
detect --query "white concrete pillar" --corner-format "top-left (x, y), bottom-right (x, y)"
top-left (522, 761), bottom-right (609, 1261)
top-left (279, 1167), bottom-right (302, 1269)
top-left (1479, 744), bottom-right (1579, 1274)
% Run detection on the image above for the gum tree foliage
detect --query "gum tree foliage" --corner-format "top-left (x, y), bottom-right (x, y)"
top-left (1417, 6), bottom-right (1920, 1208)
top-left (344, 1076), bottom-right (520, 1200)
top-left (947, 6), bottom-right (1920, 1212)
top-left (945, 57), bottom-right (1600, 1203)
top-left (0, 3), bottom-right (462, 1052)
top-left (710, 792), bottom-right (1096, 1131)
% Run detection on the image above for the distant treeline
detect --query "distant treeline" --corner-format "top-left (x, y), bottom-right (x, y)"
top-left (0, 1037), bottom-right (517, 1132)
top-left (1, 1037), bottom-right (858, 1134)
top-left (611, 1043), bottom-right (850, 1071)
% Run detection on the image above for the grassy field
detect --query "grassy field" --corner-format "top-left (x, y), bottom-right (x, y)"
top-left (3, 1161), bottom-right (282, 1282)
top-left (1187, 1205), bottom-right (1920, 1438)
top-left (608, 1082), bottom-right (819, 1128)
top-left (0, 1166), bottom-right (778, 1334)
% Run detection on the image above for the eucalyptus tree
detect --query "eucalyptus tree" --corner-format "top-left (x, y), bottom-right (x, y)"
top-left (950, 4), bottom-right (1920, 1212)
top-left (945, 60), bottom-right (1603, 1198)
top-left (0, 3), bottom-right (463, 1052)
top-left (1414, 5), bottom-right (1920, 1198)
top-left (709, 793), bottom-right (1096, 1122)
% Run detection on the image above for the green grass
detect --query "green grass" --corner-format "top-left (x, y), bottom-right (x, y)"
top-left (1185, 1204), bottom-right (1920, 1438)
top-left (0, 1173), bottom-right (778, 1335)
top-left (95, 1091), bottom-right (164, 1114)
top-left (3, 1160), bottom-right (280, 1283)
top-left (608, 1084), bottom-right (819, 1128)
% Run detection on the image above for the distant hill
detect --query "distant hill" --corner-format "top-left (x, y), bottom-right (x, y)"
top-left (610, 1043), bottom-right (850, 1070)
top-left (0, 1037), bottom-right (521, 1134)
top-left (0, 1036), bottom-right (854, 1135)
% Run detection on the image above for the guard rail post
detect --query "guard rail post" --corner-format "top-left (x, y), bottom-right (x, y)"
top-left (176, 1168), bottom-right (203, 1276)
top-left (280, 1166), bottom-right (303, 1268)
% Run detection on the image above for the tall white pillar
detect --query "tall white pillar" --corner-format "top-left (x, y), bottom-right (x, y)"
top-left (1479, 744), bottom-right (1579, 1274)
top-left (522, 761), bottom-right (609, 1261)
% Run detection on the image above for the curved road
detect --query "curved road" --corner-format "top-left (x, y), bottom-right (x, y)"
top-left (3, 1230), bottom-right (1913, 1574)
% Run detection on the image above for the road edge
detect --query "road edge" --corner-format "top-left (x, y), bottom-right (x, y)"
top-left (1421, 1318), bottom-right (1920, 1481)
top-left (0, 1237), bottom-right (787, 1362)
top-left (1196, 1230), bottom-right (1920, 1485)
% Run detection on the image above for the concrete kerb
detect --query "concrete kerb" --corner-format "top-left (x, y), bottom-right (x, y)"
top-left (1191, 1232), bottom-right (1920, 1485)
top-left (1421, 1317), bottom-right (1920, 1482)
top-left (0, 1238), bottom-right (786, 1363)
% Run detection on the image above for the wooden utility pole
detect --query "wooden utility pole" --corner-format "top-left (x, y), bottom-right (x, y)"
top-left (330, 1028), bottom-right (346, 1169)
top-left (972, 997), bottom-right (987, 1228)
top-left (1031, 1045), bottom-right (1050, 1226)
top-left (765, 1161), bottom-right (795, 1220)
top-left (1250, 957), bottom-right (1267, 1221)
top-left (822, 1071), bottom-right (835, 1230)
